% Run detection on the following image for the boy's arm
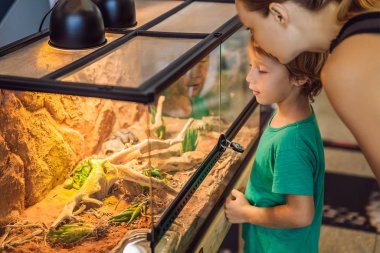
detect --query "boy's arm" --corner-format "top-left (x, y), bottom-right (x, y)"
top-left (225, 189), bottom-right (314, 228)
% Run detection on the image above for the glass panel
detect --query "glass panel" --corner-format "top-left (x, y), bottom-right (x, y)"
top-left (154, 96), bottom-right (261, 252)
top-left (61, 36), bottom-right (200, 88)
top-left (149, 2), bottom-right (236, 33)
top-left (157, 46), bottom-right (222, 180)
top-left (143, 47), bottom-right (223, 252)
top-left (135, 0), bottom-right (183, 29)
top-left (0, 33), bottom-right (121, 78)
top-left (0, 89), bottom-right (161, 252)
top-left (109, 46), bottom-right (222, 251)
top-left (220, 28), bottom-right (252, 129)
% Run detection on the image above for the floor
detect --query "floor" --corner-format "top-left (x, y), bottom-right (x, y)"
top-left (218, 90), bottom-right (380, 253)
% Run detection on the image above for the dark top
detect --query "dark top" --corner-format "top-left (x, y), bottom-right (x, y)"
top-left (330, 11), bottom-right (380, 52)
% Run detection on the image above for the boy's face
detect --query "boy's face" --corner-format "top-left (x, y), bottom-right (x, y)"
top-left (183, 57), bottom-right (209, 97)
top-left (246, 44), bottom-right (295, 105)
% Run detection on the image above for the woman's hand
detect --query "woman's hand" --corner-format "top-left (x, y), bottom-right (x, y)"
top-left (225, 189), bottom-right (250, 224)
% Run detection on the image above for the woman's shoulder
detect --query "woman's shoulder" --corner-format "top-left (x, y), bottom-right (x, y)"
top-left (322, 33), bottom-right (380, 90)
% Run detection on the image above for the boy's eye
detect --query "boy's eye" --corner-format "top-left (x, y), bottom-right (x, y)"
top-left (258, 67), bottom-right (268, 74)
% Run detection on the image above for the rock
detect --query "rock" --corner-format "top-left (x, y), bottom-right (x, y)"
top-left (0, 90), bottom-right (144, 228)
top-left (0, 134), bottom-right (25, 228)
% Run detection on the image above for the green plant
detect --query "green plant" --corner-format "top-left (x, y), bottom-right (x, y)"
top-left (197, 122), bottom-right (215, 135)
top-left (109, 200), bottom-right (147, 224)
top-left (63, 159), bottom-right (93, 190)
top-left (151, 105), bottom-right (157, 124)
top-left (47, 223), bottom-right (95, 246)
top-left (142, 167), bottom-right (164, 179)
top-left (182, 128), bottom-right (198, 153)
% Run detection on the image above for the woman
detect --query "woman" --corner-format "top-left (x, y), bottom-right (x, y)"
top-left (235, 0), bottom-right (380, 181)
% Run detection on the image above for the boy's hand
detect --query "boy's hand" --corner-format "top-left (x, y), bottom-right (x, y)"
top-left (225, 189), bottom-right (250, 224)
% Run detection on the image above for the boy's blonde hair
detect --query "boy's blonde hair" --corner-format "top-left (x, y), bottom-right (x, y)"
top-left (285, 50), bottom-right (327, 102)
top-left (249, 39), bottom-right (327, 102)
top-left (239, 0), bottom-right (380, 21)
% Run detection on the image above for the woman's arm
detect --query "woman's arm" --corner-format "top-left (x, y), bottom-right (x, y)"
top-left (321, 34), bottom-right (380, 181)
top-left (225, 189), bottom-right (314, 228)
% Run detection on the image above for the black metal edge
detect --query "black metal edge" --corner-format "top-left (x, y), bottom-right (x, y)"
top-left (225, 97), bottom-right (259, 141)
top-left (140, 16), bottom-right (242, 97)
top-left (136, 30), bottom-right (209, 39)
top-left (185, 134), bottom-right (261, 253)
top-left (41, 1), bottom-right (193, 80)
top-left (0, 75), bottom-right (154, 103)
top-left (148, 134), bottom-right (228, 250)
top-left (0, 30), bottom-right (49, 57)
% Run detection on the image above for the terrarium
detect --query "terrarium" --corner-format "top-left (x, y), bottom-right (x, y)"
top-left (0, 0), bottom-right (264, 252)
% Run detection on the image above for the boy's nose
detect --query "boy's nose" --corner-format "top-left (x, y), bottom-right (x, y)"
top-left (246, 67), bottom-right (258, 84)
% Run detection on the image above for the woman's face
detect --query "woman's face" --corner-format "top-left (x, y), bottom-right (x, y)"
top-left (246, 44), bottom-right (295, 105)
top-left (236, 1), bottom-right (303, 64)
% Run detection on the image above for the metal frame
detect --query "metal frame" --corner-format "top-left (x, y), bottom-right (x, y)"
top-left (0, 75), bottom-right (154, 102)
top-left (136, 30), bottom-right (209, 39)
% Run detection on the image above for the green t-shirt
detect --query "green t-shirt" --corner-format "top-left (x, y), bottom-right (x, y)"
top-left (243, 111), bottom-right (325, 253)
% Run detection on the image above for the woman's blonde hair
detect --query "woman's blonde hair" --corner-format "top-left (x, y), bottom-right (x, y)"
top-left (240, 0), bottom-right (380, 21)
top-left (337, 0), bottom-right (380, 21)
top-left (249, 39), bottom-right (327, 102)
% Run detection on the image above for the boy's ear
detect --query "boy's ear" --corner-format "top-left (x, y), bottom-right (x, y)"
top-left (291, 77), bottom-right (311, 87)
top-left (268, 3), bottom-right (289, 26)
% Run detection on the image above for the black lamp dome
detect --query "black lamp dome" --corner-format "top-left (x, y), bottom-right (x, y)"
top-left (49, 0), bottom-right (107, 50)
top-left (94, 0), bottom-right (137, 29)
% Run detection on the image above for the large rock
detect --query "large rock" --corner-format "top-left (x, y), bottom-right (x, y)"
top-left (0, 134), bottom-right (25, 228)
top-left (0, 90), bottom-right (144, 227)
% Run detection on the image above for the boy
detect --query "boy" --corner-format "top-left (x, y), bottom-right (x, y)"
top-left (225, 39), bottom-right (327, 253)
